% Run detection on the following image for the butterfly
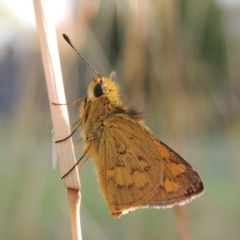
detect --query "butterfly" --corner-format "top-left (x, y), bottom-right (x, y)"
top-left (73, 76), bottom-right (204, 217)
top-left (60, 34), bottom-right (204, 218)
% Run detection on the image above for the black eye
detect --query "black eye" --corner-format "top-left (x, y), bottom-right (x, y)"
top-left (93, 82), bottom-right (104, 97)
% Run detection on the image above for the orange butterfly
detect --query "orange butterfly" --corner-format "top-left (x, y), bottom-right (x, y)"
top-left (60, 35), bottom-right (204, 218)
top-left (76, 76), bottom-right (204, 217)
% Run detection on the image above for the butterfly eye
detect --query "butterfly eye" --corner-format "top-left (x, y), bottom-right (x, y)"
top-left (93, 82), bottom-right (104, 97)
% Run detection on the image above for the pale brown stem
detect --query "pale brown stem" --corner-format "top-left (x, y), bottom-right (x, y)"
top-left (33, 0), bottom-right (81, 239)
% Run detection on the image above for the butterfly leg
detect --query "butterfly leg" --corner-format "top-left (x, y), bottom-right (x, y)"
top-left (61, 144), bottom-right (92, 179)
top-left (55, 125), bottom-right (80, 143)
top-left (52, 97), bottom-right (84, 106)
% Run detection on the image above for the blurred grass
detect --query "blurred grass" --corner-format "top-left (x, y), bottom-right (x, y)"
top-left (0, 0), bottom-right (240, 239)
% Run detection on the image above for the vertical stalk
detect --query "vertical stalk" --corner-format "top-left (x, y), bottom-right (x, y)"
top-left (33, 0), bottom-right (82, 239)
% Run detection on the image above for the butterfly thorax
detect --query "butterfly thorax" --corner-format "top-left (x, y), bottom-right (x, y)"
top-left (80, 77), bottom-right (130, 143)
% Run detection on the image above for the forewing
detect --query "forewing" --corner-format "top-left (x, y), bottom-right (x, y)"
top-left (95, 115), bottom-right (203, 217)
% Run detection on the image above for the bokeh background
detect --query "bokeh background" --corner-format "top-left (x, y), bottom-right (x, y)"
top-left (1, 0), bottom-right (240, 239)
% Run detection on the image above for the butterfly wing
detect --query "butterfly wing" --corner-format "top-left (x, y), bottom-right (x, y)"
top-left (93, 114), bottom-right (204, 217)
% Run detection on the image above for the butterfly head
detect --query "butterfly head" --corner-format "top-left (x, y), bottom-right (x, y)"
top-left (88, 76), bottom-right (121, 103)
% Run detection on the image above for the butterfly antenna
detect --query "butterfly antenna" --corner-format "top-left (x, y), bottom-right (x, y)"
top-left (62, 33), bottom-right (102, 80)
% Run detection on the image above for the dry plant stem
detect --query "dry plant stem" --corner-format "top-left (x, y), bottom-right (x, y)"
top-left (68, 189), bottom-right (81, 240)
top-left (161, 1), bottom-right (191, 239)
top-left (174, 206), bottom-right (191, 240)
top-left (33, 0), bottom-right (81, 239)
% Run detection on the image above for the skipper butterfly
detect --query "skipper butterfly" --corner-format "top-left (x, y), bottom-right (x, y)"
top-left (59, 34), bottom-right (204, 217)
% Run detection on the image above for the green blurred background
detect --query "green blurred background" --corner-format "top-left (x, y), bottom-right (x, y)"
top-left (0, 0), bottom-right (240, 239)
